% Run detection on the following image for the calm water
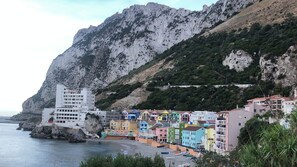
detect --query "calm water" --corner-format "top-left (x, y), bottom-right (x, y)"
top-left (0, 123), bottom-right (123, 167)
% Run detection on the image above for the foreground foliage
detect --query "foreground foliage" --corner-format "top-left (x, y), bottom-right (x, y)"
top-left (80, 154), bottom-right (165, 167)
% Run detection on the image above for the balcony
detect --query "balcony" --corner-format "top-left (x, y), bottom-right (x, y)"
top-left (217, 117), bottom-right (226, 120)
top-left (216, 131), bottom-right (225, 135)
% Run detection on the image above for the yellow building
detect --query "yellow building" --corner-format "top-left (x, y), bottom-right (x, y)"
top-left (204, 125), bottom-right (216, 151)
top-left (157, 110), bottom-right (169, 121)
top-left (110, 120), bottom-right (123, 130)
top-left (140, 110), bottom-right (150, 120)
top-left (122, 120), bottom-right (137, 131)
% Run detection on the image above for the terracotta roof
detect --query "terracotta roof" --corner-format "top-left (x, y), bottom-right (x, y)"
top-left (198, 120), bottom-right (207, 124)
top-left (207, 125), bottom-right (215, 129)
top-left (183, 126), bottom-right (202, 131)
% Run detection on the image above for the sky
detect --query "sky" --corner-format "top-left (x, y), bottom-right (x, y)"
top-left (0, 0), bottom-right (217, 116)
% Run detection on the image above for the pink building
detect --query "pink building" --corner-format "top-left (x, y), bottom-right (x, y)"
top-left (215, 108), bottom-right (253, 155)
top-left (155, 127), bottom-right (168, 142)
top-left (245, 95), bottom-right (292, 115)
top-left (181, 112), bottom-right (190, 122)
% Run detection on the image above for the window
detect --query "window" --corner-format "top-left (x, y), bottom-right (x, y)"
top-left (238, 123), bottom-right (241, 126)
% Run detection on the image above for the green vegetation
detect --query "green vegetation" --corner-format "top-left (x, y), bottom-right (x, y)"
top-left (151, 17), bottom-right (297, 86)
top-left (135, 81), bottom-right (291, 112)
top-left (96, 83), bottom-right (142, 109)
top-left (134, 17), bottom-right (297, 111)
top-left (239, 122), bottom-right (297, 166)
top-left (80, 154), bottom-right (165, 167)
top-left (238, 116), bottom-right (270, 146)
top-left (196, 111), bottom-right (297, 167)
top-left (96, 17), bottom-right (297, 110)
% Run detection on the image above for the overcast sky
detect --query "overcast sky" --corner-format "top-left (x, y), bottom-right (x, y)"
top-left (0, 0), bottom-right (217, 116)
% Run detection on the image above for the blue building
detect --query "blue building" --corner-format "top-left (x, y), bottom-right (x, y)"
top-left (182, 126), bottom-right (205, 149)
top-left (127, 110), bottom-right (141, 120)
top-left (139, 120), bottom-right (149, 133)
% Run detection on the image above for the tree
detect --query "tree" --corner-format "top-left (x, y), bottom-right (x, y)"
top-left (240, 124), bottom-right (297, 166)
top-left (238, 117), bottom-right (269, 145)
top-left (80, 154), bottom-right (165, 167)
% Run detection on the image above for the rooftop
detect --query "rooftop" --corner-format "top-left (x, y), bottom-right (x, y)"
top-left (183, 126), bottom-right (202, 131)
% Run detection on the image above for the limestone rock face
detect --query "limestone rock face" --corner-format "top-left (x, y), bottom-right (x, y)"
top-left (22, 1), bottom-right (259, 114)
top-left (223, 50), bottom-right (253, 72)
top-left (30, 125), bottom-right (86, 143)
top-left (260, 45), bottom-right (297, 86)
top-left (84, 114), bottom-right (102, 134)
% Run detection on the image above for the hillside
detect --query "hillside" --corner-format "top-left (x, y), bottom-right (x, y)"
top-left (208, 0), bottom-right (297, 33)
top-left (21, 0), bottom-right (259, 115)
top-left (97, 9), bottom-right (297, 111)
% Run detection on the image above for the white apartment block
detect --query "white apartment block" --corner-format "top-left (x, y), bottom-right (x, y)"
top-left (190, 111), bottom-right (216, 125)
top-left (53, 84), bottom-right (96, 127)
top-left (215, 108), bottom-right (253, 155)
top-left (41, 108), bottom-right (55, 126)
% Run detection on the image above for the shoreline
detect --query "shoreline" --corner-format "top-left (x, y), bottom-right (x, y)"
top-left (100, 139), bottom-right (195, 167)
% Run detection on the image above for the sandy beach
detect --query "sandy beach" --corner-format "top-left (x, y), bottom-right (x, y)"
top-left (100, 140), bottom-right (196, 167)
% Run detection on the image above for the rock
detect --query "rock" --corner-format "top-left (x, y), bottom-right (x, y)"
top-left (31, 125), bottom-right (87, 143)
top-left (223, 50), bottom-right (253, 72)
top-left (16, 123), bottom-right (23, 130)
top-left (30, 126), bottom-right (52, 139)
top-left (22, 122), bottom-right (37, 131)
top-left (260, 44), bottom-right (297, 86)
top-left (21, 0), bottom-right (259, 114)
top-left (84, 114), bottom-right (102, 134)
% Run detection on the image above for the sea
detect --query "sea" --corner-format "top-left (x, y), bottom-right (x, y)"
top-left (0, 123), bottom-right (124, 167)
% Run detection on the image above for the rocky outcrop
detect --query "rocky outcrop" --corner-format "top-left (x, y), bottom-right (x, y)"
top-left (84, 114), bottom-right (102, 134)
top-left (30, 125), bottom-right (86, 143)
top-left (21, 0), bottom-right (259, 114)
top-left (223, 50), bottom-right (253, 72)
top-left (13, 113), bottom-right (41, 131)
top-left (30, 114), bottom-right (102, 142)
top-left (30, 126), bottom-right (52, 139)
top-left (260, 45), bottom-right (297, 86)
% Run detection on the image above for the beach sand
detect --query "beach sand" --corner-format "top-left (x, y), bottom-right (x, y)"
top-left (100, 140), bottom-right (196, 167)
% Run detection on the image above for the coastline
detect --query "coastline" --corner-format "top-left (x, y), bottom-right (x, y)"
top-left (100, 139), bottom-right (195, 167)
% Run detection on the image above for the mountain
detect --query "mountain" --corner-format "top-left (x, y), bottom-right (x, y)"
top-left (95, 0), bottom-right (297, 111)
top-left (22, 0), bottom-right (259, 114)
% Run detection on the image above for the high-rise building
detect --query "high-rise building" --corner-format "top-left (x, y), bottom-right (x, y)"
top-left (53, 84), bottom-right (95, 127)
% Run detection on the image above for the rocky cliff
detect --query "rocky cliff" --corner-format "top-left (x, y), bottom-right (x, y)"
top-left (30, 114), bottom-right (102, 142)
top-left (22, 0), bottom-right (259, 114)
top-left (260, 45), bottom-right (297, 86)
top-left (30, 125), bottom-right (86, 142)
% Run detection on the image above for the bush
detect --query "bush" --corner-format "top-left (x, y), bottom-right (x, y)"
top-left (80, 154), bottom-right (165, 167)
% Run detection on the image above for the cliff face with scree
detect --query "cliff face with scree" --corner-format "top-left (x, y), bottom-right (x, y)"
top-left (22, 0), bottom-right (259, 114)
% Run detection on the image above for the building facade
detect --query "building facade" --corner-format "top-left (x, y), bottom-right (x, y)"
top-left (182, 126), bottom-right (205, 149)
top-left (215, 108), bottom-right (253, 155)
top-left (53, 84), bottom-right (96, 127)
top-left (190, 111), bottom-right (216, 125)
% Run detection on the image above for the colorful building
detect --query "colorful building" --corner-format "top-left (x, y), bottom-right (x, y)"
top-left (181, 112), bottom-right (190, 122)
top-left (156, 127), bottom-right (168, 142)
top-left (182, 126), bottom-right (205, 149)
top-left (215, 108), bottom-right (253, 155)
top-left (169, 111), bottom-right (180, 122)
top-left (203, 125), bottom-right (216, 151)
top-left (110, 120), bottom-right (123, 130)
top-left (140, 110), bottom-right (150, 120)
top-left (122, 120), bottom-right (137, 131)
top-left (139, 120), bottom-right (149, 133)
top-left (190, 111), bottom-right (216, 125)
top-left (167, 123), bottom-right (183, 144)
